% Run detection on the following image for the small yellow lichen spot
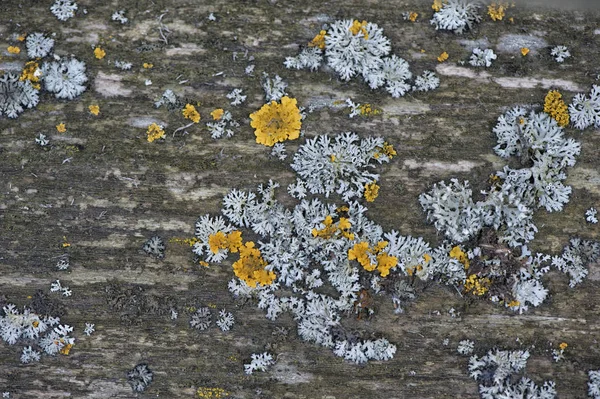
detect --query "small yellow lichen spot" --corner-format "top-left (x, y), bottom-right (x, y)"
top-left (408, 12), bottom-right (418, 22)
top-left (59, 343), bottom-right (73, 355)
top-left (17, 35), bottom-right (26, 42)
top-left (250, 96), bottom-right (302, 147)
top-left (330, 154), bottom-right (336, 162)
top-left (423, 253), bottom-right (432, 263)
top-left (143, 63), bottom-right (153, 69)
top-left (518, 117), bottom-right (526, 125)
top-left (544, 90), bottom-right (570, 127)
top-left (507, 300), bottom-right (520, 307)
top-left (88, 105), bottom-right (100, 116)
top-left (437, 51), bottom-right (449, 62)
top-left (183, 103), bottom-right (201, 123)
top-left (198, 260), bottom-right (209, 267)
top-left (488, 2), bottom-right (506, 21)
top-left (308, 30), bottom-right (327, 49)
top-left (20, 61), bottom-right (41, 89)
top-left (211, 108), bottom-right (224, 121)
top-left (56, 123), bottom-right (66, 133)
top-left (93, 47), bottom-right (106, 60)
top-left (521, 47), bottom-right (530, 56)
top-left (420, 49), bottom-right (426, 53)
top-left (364, 182), bottom-right (380, 202)
top-left (7, 46), bottom-right (20, 54)
top-left (349, 20), bottom-right (369, 39)
top-left (197, 387), bottom-right (229, 398)
top-left (559, 342), bottom-right (568, 350)
top-left (432, 0), bottom-right (443, 12)
top-left (32, 320), bottom-right (39, 328)
top-left (509, 17), bottom-right (514, 23)
top-left (146, 123), bottom-right (166, 142)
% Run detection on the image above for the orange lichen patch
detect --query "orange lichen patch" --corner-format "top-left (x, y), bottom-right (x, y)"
top-left (208, 230), bottom-right (243, 254)
top-left (143, 63), bottom-right (153, 69)
top-left (183, 103), bottom-right (201, 123)
top-left (232, 241), bottom-right (275, 287)
top-left (543, 90), bottom-right (569, 127)
top-left (488, 2), bottom-right (507, 21)
top-left (521, 47), bottom-right (530, 56)
top-left (364, 182), bottom-right (380, 202)
top-left (359, 103), bottom-right (381, 116)
top-left (408, 12), bottom-right (418, 22)
top-left (374, 142), bottom-right (396, 159)
top-left (437, 51), bottom-right (449, 62)
top-left (7, 46), bottom-right (20, 54)
top-left (59, 343), bottom-right (73, 355)
top-left (518, 117), bottom-right (526, 125)
top-left (507, 300), bottom-right (520, 307)
top-left (19, 61), bottom-right (42, 89)
top-left (312, 216), bottom-right (354, 240)
top-left (210, 108), bottom-right (224, 121)
top-left (93, 47), bottom-right (106, 60)
top-left (146, 123), bottom-right (165, 142)
top-left (559, 342), bottom-right (568, 350)
top-left (199, 260), bottom-right (209, 267)
top-left (17, 35), bottom-right (26, 42)
top-left (348, 241), bottom-right (398, 277)
top-left (250, 96), bottom-right (302, 147)
top-left (349, 20), bottom-right (369, 39)
top-left (464, 274), bottom-right (490, 296)
top-left (88, 104), bottom-right (100, 115)
top-left (423, 253), bottom-right (432, 263)
top-left (56, 123), bottom-right (66, 133)
top-left (449, 245), bottom-right (469, 269)
top-left (432, 0), bottom-right (443, 12)
top-left (308, 30), bottom-right (327, 49)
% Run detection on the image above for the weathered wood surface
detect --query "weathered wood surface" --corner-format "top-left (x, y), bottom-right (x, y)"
top-left (1, 1), bottom-right (600, 398)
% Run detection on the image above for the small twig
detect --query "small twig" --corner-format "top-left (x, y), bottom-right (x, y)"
top-left (172, 122), bottom-right (195, 137)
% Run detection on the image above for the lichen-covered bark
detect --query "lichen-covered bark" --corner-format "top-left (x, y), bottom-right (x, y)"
top-left (1, 1), bottom-right (600, 398)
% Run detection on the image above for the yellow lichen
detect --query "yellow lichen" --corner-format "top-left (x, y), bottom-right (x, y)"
top-left (143, 63), bottom-right (153, 69)
top-left (197, 387), bottom-right (229, 398)
top-left (364, 182), bottom-right (380, 202)
top-left (559, 342), bottom-right (568, 350)
top-left (449, 245), bottom-right (470, 270)
top-left (543, 90), bottom-right (570, 127)
top-left (464, 274), bottom-right (490, 296)
top-left (208, 230), bottom-right (243, 254)
top-left (211, 108), bottom-right (224, 121)
top-left (59, 343), bottom-right (73, 355)
top-left (349, 20), bottom-right (369, 39)
top-left (521, 47), bottom-right (530, 56)
top-left (88, 104), bottom-right (100, 116)
top-left (308, 30), bottom-right (327, 49)
top-left (19, 61), bottom-right (41, 89)
top-left (408, 12), bottom-right (418, 22)
top-left (183, 104), bottom-right (201, 123)
top-left (432, 0), bottom-right (443, 12)
top-left (359, 103), bottom-right (381, 116)
top-left (487, 2), bottom-right (507, 21)
top-left (56, 123), bottom-right (66, 133)
top-left (7, 46), bottom-right (20, 54)
top-left (437, 51), bottom-right (449, 62)
top-left (232, 241), bottom-right (275, 287)
top-left (348, 241), bottom-right (398, 277)
top-left (146, 123), bottom-right (165, 142)
top-left (312, 216), bottom-right (354, 240)
top-left (93, 47), bottom-right (106, 60)
top-left (250, 96), bottom-right (302, 147)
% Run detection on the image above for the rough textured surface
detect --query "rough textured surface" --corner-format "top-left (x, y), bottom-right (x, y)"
top-left (1, 1), bottom-right (600, 398)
